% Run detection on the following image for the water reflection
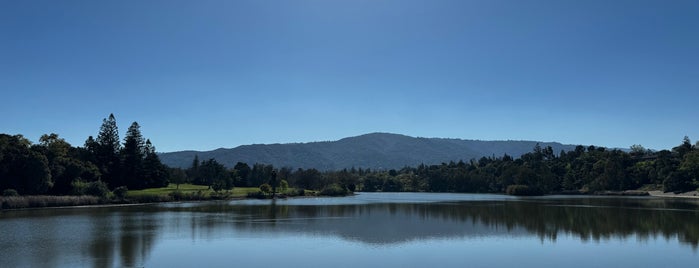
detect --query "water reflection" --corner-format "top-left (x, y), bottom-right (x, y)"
top-left (0, 206), bottom-right (161, 267)
top-left (179, 197), bottom-right (699, 247)
top-left (1, 194), bottom-right (698, 267)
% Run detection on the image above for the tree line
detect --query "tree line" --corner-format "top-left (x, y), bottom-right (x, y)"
top-left (0, 114), bottom-right (169, 195)
top-left (338, 137), bottom-right (699, 194)
top-left (170, 137), bottom-right (699, 195)
top-left (3, 117), bottom-right (698, 196)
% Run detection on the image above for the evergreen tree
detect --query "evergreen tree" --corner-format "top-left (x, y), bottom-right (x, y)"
top-left (82, 135), bottom-right (98, 164)
top-left (97, 114), bottom-right (121, 154)
top-left (187, 155), bottom-right (200, 184)
top-left (197, 158), bottom-right (229, 189)
top-left (95, 113), bottom-right (121, 188)
top-left (121, 122), bottom-right (145, 189)
top-left (673, 136), bottom-right (693, 158)
top-left (233, 162), bottom-right (251, 186)
top-left (270, 170), bottom-right (278, 198)
top-left (142, 139), bottom-right (169, 188)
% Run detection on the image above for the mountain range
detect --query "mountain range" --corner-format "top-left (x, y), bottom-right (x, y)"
top-left (158, 133), bottom-right (582, 170)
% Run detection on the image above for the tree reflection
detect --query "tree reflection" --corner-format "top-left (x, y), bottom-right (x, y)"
top-left (2, 196), bottom-right (698, 268)
top-left (174, 197), bottom-right (699, 249)
top-left (103, 197), bottom-right (699, 252)
top-left (85, 207), bottom-right (161, 267)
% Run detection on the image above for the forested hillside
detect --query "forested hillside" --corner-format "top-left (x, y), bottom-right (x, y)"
top-left (3, 124), bottom-right (698, 197)
top-left (178, 137), bottom-right (697, 195)
top-left (159, 133), bottom-right (579, 170)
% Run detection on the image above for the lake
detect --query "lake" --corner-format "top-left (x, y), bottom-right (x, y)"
top-left (1, 192), bottom-right (698, 267)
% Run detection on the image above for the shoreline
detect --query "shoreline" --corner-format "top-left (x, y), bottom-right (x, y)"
top-left (647, 190), bottom-right (699, 199)
top-left (0, 192), bottom-right (349, 211)
top-left (4, 190), bottom-right (699, 211)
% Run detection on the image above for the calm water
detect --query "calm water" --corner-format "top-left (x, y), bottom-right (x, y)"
top-left (1, 193), bottom-right (698, 268)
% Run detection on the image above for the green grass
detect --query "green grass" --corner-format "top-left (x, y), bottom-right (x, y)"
top-left (1, 185), bottom-right (320, 209)
top-left (233, 187), bottom-right (265, 196)
top-left (127, 184), bottom-right (268, 198)
top-left (127, 184), bottom-right (208, 197)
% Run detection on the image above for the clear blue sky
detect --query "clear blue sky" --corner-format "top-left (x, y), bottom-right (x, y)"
top-left (1, 0), bottom-right (698, 152)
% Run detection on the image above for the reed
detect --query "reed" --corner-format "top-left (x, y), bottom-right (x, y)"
top-left (1, 195), bottom-right (101, 209)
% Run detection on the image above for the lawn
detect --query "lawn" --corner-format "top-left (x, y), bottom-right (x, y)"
top-left (127, 184), bottom-right (261, 198)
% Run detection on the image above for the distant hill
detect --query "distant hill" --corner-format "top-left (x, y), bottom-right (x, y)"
top-left (159, 133), bottom-right (582, 170)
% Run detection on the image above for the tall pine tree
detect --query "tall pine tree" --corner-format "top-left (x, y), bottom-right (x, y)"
top-left (121, 122), bottom-right (145, 189)
top-left (142, 139), bottom-right (169, 188)
top-left (95, 113), bottom-right (122, 188)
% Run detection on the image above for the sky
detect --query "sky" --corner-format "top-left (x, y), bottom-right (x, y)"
top-left (1, 0), bottom-right (698, 152)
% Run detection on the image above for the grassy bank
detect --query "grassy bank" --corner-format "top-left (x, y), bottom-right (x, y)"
top-left (1, 195), bottom-right (102, 209)
top-left (125, 184), bottom-right (266, 202)
top-left (126, 184), bottom-right (322, 202)
top-left (0, 183), bottom-right (346, 210)
top-left (127, 184), bottom-right (262, 197)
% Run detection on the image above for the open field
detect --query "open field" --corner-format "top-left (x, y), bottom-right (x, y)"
top-left (127, 184), bottom-right (263, 198)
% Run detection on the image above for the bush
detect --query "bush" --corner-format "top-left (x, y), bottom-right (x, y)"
top-left (85, 181), bottom-right (110, 198)
top-left (129, 194), bottom-right (173, 203)
top-left (212, 180), bottom-right (225, 192)
top-left (506, 185), bottom-right (543, 196)
top-left (169, 190), bottom-right (184, 201)
top-left (319, 184), bottom-right (349, 196)
top-left (285, 188), bottom-right (305, 197)
top-left (2, 189), bottom-right (19, 197)
top-left (113, 186), bottom-right (128, 200)
top-left (193, 190), bottom-right (205, 199)
top-left (663, 171), bottom-right (694, 193)
top-left (246, 191), bottom-right (267, 199)
top-left (71, 180), bottom-right (89, 195)
top-left (1, 195), bottom-right (101, 209)
top-left (280, 180), bottom-right (289, 192)
top-left (281, 188), bottom-right (305, 197)
top-left (259, 183), bottom-right (272, 194)
top-left (210, 190), bottom-right (231, 199)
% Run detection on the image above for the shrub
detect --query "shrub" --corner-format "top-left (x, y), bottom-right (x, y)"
top-left (71, 180), bottom-right (89, 195)
top-left (663, 171), bottom-right (693, 193)
top-left (246, 191), bottom-right (267, 199)
top-left (319, 184), bottom-right (349, 196)
top-left (2, 189), bottom-right (19, 197)
top-left (280, 180), bottom-right (289, 192)
top-left (259, 183), bottom-right (272, 194)
top-left (1, 195), bottom-right (101, 209)
top-left (169, 190), bottom-right (184, 201)
top-left (285, 188), bottom-right (305, 197)
top-left (113, 186), bottom-right (128, 200)
top-left (193, 190), bottom-right (205, 199)
top-left (85, 181), bottom-right (110, 198)
top-left (212, 180), bottom-right (224, 192)
top-left (506, 185), bottom-right (543, 196)
top-left (130, 194), bottom-right (173, 203)
top-left (210, 190), bottom-right (231, 200)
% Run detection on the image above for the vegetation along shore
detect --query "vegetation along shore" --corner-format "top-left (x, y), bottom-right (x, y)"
top-left (2, 114), bottom-right (698, 209)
